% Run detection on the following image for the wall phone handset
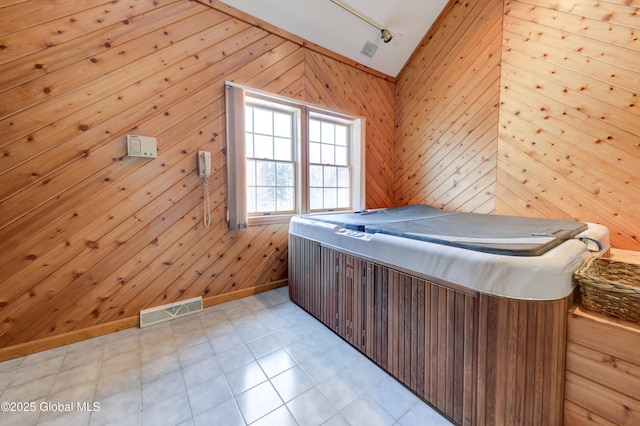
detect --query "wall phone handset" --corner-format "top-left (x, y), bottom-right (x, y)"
top-left (198, 151), bottom-right (211, 178)
top-left (198, 151), bottom-right (212, 228)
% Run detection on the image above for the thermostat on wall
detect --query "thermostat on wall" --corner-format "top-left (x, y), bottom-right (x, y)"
top-left (127, 134), bottom-right (157, 158)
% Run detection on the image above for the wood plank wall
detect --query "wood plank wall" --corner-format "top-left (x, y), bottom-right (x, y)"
top-left (565, 306), bottom-right (640, 425)
top-left (498, 0), bottom-right (640, 250)
top-left (394, 0), bottom-right (504, 214)
top-left (0, 0), bottom-right (394, 359)
top-left (396, 0), bottom-right (640, 250)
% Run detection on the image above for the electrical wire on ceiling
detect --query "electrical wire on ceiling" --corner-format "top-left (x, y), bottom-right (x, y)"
top-left (328, 0), bottom-right (394, 43)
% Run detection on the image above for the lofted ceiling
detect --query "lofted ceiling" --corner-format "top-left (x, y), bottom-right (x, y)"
top-left (218, 0), bottom-right (450, 78)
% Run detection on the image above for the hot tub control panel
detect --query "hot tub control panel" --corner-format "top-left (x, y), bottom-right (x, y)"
top-left (336, 228), bottom-right (373, 241)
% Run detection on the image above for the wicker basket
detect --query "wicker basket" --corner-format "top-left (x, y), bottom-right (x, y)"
top-left (573, 257), bottom-right (640, 324)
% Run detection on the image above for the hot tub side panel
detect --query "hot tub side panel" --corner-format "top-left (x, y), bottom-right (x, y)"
top-left (288, 234), bottom-right (321, 320)
top-left (288, 234), bottom-right (571, 426)
top-left (305, 239), bottom-right (478, 425)
top-left (476, 293), bottom-right (572, 425)
top-left (378, 267), bottom-right (478, 424)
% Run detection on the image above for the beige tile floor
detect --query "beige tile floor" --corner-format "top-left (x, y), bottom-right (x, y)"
top-left (0, 287), bottom-right (451, 426)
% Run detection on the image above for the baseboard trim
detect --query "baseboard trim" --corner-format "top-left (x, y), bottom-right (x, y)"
top-left (0, 280), bottom-right (288, 362)
top-left (203, 279), bottom-right (288, 308)
top-left (0, 317), bottom-right (138, 363)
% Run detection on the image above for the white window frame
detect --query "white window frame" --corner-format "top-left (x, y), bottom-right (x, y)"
top-left (244, 99), bottom-right (299, 217)
top-left (225, 82), bottom-right (365, 228)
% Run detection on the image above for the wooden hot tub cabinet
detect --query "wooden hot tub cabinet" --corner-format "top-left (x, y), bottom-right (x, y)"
top-left (288, 235), bottom-right (571, 425)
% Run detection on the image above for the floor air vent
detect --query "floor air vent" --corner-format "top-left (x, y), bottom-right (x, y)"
top-left (139, 296), bottom-right (203, 328)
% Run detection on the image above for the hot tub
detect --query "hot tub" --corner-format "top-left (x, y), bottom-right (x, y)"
top-left (289, 204), bottom-right (609, 300)
top-left (288, 205), bottom-right (609, 425)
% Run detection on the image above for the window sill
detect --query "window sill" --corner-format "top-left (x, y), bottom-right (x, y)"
top-left (247, 214), bottom-right (294, 226)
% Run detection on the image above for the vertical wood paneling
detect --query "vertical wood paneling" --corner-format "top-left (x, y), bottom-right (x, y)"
top-left (394, 0), bottom-right (503, 213)
top-left (368, 268), bottom-right (478, 425)
top-left (0, 0), bottom-right (395, 359)
top-left (288, 235), bottom-right (321, 319)
top-left (476, 293), bottom-right (572, 425)
top-left (497, 0), bottom-right (640, 249)
top-left (289, 235), bottom-right (576, 425)
top-left (335, 253), bottom-right (366, 350)
top-left (321, 246), bottom-right (339, 332)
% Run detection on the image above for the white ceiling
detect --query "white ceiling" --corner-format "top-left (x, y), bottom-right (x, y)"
top-left (218, 0), bottom-right (449, 77)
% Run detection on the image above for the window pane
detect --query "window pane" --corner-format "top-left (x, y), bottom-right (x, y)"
top-left (256, 161), bottom-right (275, 186)
top-left (274, 137), bottom-right (292, 161)
top-left (335, 125), bottom-right (347, 146)
top-left (324, 188), bottom-right (337, 209)
top-left (309, 165), bottom-right (323, 187)
top-left (338, 188), bottom-right (350, 208)
top-left (309, 142), bottom-right (321, 164)
top-left (257, 187), bottom-right (275, 212)
top-left (276, 162), bottom-right (294, 186)
top-left (323, 166), bottom-right (337, 187)
top-left (321, 144), bottom-right (335, 164)
top-left (273, 112), bottom-right (291, 138)
top-left (310, 188), bottom-right (323, 210)
top-left (246, 159), bottom-right (256, 186)
top-left (254, 108), bottom-right (273, 135)
top-left (247, 187), bottom-right (256, 213)
top-left (309, 119), bottom-right (321, 142)
top-left (335, 146), bottom-right (347, 166)
top-left (321, 122), bottom-right (334, 144)
top-left (245, 134), bottom-right (254, 158)
top-left (276, 187), bottom-right (294, 211)
top-left (245, 107), bottom-right (253, 132)
top-left (337, 167), bottom-right (350, 187)
top-left (254, 134), bottom-right (273, 159)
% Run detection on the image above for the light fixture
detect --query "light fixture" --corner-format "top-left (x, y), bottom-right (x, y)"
top-left (380, 29), bottom-right (392, 43)
top-left (329, 0), bottom-right (394, 43)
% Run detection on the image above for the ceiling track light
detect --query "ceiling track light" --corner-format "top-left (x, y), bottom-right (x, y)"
top-left (328, 0), bottom-right (394, 43)
top-left (380, 29), bottom-right (392, 43)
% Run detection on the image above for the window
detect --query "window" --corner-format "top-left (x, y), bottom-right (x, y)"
top-left (308, 115), bottom-right (352, 211)
top-left (245, 103), bottom-right (296, 214)
top-left (225, 83), bottom-right (365, 228)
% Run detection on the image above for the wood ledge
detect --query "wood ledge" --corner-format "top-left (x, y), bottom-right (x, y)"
top-left (570, 304), bottom-right (640, 334)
